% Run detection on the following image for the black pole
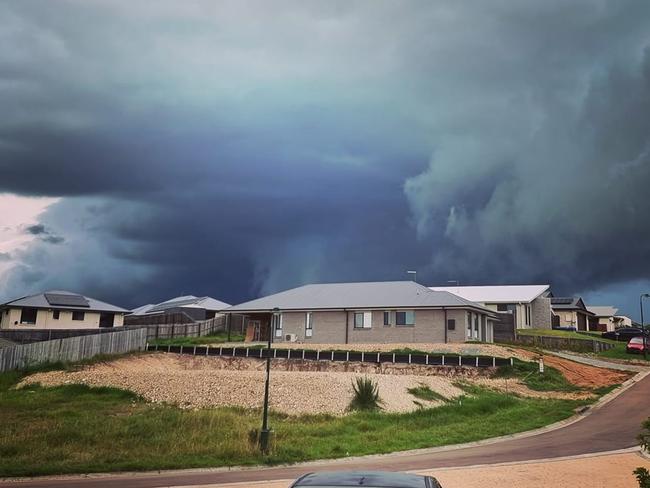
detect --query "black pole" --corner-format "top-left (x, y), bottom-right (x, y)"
top-left (260, 307), bottom-right (278, 454)
top-left (642, 295), bottom-right (647, 361)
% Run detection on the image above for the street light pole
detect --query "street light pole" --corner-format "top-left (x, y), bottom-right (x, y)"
top-left (260, 307), bottom-right (279, 454)
top-left (641, 294), bottom-right (650, 361)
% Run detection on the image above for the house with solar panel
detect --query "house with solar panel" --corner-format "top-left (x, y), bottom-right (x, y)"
top-left (0, 290), bottom-right (129, 329)
top-left (125, 295), bottom-right (231, 325)
top-left (550, 297), bottom-right (594, 330)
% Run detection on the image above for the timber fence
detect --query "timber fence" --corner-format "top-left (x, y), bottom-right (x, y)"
top-left (0, 328), bottom-right (147, 372)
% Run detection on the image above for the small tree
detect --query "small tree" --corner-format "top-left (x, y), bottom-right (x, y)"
top-left (348, 377), bottom-right (382, 412)
top-left (635, 418), bottom-right (650, 487)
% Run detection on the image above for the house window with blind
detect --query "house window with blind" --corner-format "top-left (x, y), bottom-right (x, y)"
top-left (305, 312), bottom-right (313, 338)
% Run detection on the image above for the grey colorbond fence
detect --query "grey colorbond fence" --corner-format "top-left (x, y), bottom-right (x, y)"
top-left (147, 344), bottom-right (513, 368)
top-left (0, 328), bottom-right (147, 372)
top-left (511, 334), bottom-right (615, 353)
top-left (126, 315), bottom-right (229, 341)
top-left (0, 328), bottom-right (120, 344)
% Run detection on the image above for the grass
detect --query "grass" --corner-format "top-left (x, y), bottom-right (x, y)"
top-left (0, 367), bottom-right (588, 477)
top-left (149, 332), bottom-right (244, 346)
top-left (517, 328), bottom-right (616, 343)
top-left (596, 343), bottom-right (650, 362)
top-left (407, 384), bottom-right (448, 402)
top-left (494, 359), bottom-right (581, 392)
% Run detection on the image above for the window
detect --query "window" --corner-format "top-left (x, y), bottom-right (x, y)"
top-left (447, 318), bottom-right (456, 330)
top-left (496, 303), bottom-right (508, 312)
top-left (473, 313), bottom-right (479, 339)
top-left (354, 312), bottom-right (364, 328)
top-left (274, 313), bottom-right (283, 338)
top-left (72, 311), bottom-right (85, 321)
top-left (20, 308), bottom-right (37, 325)
top-left (383, 311), bottom-right (392, 326)
top-left (354, 312), bottom-right (372, 329)
top-left (467, 312), bottom-right (472, 338)
top-left (526, 305), bottom-right (531, 325)
top-left (53, 310), bottom-right (60, 320)
top-left (396, 310), bottom-right (415, 326)
top-left (305, 312), bottom-right (313, 338)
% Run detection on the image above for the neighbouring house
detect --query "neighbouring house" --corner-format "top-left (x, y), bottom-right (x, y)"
top-left (551, 297), bottom-right (594, 330)
top-left (0, 290), bottom-right (128, 330)
top-left (224, 281), bottom-right (498, 344)
top-left (427, 285), bottom-right (553, 329)
top-left (587, 306), bottom-right (630, 332)
top-left (125, 295), bottom-right (231, 325)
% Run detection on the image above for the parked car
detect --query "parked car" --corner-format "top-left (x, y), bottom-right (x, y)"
top-left (626, 336), bottom-right (649, 354)
top-left (602, 327), bottom-right (648, 342)
top-left (289, 471), bottom-right (442, 488)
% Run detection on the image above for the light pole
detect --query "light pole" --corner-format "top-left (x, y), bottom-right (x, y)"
top-left (641, 294), bottom-right (650, 360)
top-left (260, 307), bottom-right (279, 454)
top-left (407, 270), bottom-right (417, 282)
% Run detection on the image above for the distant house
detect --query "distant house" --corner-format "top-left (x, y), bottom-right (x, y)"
top-left (587, 306), bottom-right (630, 332)
top-left (126, 295), bottom-right (230, 325)
top-left (0, 290), bottom-right (128, 330)
top-left (428, 285), bottom-right (553, 329)
top-left (551, 297), bottom-right (594, 330)
top-left (224, 281), bottom-right (498, 344)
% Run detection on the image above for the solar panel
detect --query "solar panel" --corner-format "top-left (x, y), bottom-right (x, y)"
top-left (44, 293), bottom-right (90, 308)
top-left (552, 298), bottom-right (574, 305)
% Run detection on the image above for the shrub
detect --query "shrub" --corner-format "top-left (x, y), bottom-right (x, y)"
top-left (348, 377), bottom-right (382, 412)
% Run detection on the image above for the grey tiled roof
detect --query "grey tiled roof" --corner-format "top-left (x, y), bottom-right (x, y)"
top-left (226, 281), bottom-right (495, 314)
top-left (2, 290), bottom-right (129, 313)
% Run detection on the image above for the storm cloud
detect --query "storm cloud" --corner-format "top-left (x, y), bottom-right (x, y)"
top-left (0, 1), bottom-right (649, 317)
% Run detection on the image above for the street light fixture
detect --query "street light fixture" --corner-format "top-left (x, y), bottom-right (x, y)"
top-left (641, 294), bottom-right (650, 360)
top-left (260, 307), bottom-right (279, 454)
top-left (407, 270), bottom-right (417, 282)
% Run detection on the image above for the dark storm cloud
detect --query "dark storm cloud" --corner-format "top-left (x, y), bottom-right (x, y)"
top-left (23, 224), bottom-right (64, 245)
top-left (24, 224), bottom-right (46, 235)
top-left (1, 1), bottom-right (649, 317)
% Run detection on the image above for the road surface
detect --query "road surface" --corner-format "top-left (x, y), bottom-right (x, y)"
top-left (3, 372), bottom-right (649, 488)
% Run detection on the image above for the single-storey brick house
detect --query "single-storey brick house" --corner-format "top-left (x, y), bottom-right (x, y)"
top-left (0, 290), bottom-right (129, 330)
top-left (224, 281), bottom-right (497, 344)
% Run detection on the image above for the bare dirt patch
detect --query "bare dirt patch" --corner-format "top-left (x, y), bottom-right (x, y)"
top-left (515, 350), bottom-right (631, 388)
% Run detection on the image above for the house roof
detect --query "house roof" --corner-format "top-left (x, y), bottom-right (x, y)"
top-left (142, 295), bottom-right (230, 314)
top-left (587, 306), bottom-right (619, 317)
top-left (225, 281), bottom-right (496, 314)
top-left (427, 284), bottom-right (550, 304)
top-left (551, 297), bottom-right (593, 314)
top-left (1, 290), bottom-right (129, 313)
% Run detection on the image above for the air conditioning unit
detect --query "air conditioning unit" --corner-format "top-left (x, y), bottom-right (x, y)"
top-left (285, 333), bottom-right (298, 342)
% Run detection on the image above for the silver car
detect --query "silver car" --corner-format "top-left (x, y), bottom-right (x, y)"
top-left (289, 471), bottom-right (442, 488)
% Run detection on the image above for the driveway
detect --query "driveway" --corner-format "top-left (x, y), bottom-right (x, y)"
top-left (3, 371), bottom-right (649, 488)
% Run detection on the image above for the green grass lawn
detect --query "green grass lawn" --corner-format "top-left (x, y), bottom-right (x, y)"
top-left (494, 359), bottom-right (581, 392)
top-left (0, 367), bottom-right (589, 477)
top-left (596, 343), bottom-right (650, 362)
top-left (148, 332), bottom-right (244, 346)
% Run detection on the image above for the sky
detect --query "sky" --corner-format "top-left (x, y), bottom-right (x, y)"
top-left (0, 0), bottom-right (649, 319)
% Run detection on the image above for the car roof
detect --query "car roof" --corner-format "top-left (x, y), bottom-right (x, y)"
top-left (292, 471), bottom-right (433, 488)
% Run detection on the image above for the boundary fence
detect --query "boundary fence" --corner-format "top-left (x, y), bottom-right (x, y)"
top-left (511, 334), bottom-right (615, 353)
top-left (0, 328), bottom-right (147, 372)
top-left (147, 344), bottom-right (513, 368)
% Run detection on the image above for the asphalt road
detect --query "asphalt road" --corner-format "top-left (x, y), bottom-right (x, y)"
top-left (3, 373), bottom-right (649, 488)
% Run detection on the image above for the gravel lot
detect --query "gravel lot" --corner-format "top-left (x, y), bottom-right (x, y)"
top-left (20, 354), bottom-right (467, 415)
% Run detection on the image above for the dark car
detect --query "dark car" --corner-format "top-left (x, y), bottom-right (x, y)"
top-left (289, 471), bottom-right (442, 488)
top-left (602, 327), bottom-right (648, 342)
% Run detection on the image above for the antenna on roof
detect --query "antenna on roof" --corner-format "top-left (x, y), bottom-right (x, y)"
top-left (407, 270), bottom-right (417, 283)
top-left (448, 280), bottom-right (460, 286)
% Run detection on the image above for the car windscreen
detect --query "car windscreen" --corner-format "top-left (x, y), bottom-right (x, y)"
top-left (629, 337), bottom-right (644, 343)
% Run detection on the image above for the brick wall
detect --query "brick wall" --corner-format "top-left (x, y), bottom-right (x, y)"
top-left (531, 297), bottom-right (552, 329)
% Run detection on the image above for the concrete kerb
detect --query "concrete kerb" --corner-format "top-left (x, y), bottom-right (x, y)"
top-left (6, 368), bottom-right (648, 484)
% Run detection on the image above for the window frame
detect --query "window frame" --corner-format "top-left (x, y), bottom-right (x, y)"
top-left (395, 310), bottom-right (415, 326)
top-left (383, 311), bottom-right (393, 327)
top-left (274, 313), bottom-right (283, 338)
top-left (72, 311), bottom-right (85, 321)
top-left (305, 312), bottom-right (313, 338)
top-left (447, 318), bottom-right (456, 330)
top-left (53, 310), bottom-right (60, 320)
top-left (19, 308), bottom-right (38, 325)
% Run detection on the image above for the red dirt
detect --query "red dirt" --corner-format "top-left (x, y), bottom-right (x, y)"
top-left (517, 350), bottom-right (631, 388)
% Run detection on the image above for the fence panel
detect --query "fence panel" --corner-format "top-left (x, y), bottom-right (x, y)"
top-left (0, 328), bottom-right (147, 372)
